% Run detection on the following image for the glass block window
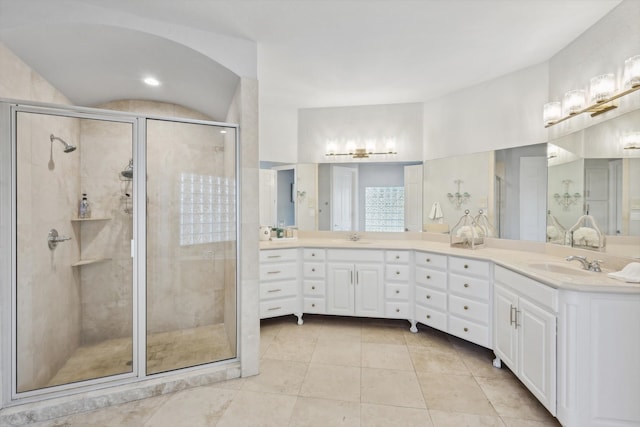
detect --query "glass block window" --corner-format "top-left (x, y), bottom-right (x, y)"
top-left (180, 173), bottom-right (236, 245)
top-left (365, 186), bottom-right (404, 232)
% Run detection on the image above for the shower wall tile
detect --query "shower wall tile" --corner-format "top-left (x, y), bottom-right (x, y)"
top-left (0, 42), bottom-right (32, 100)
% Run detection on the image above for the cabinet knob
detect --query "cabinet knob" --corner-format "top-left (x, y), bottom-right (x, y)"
top-left (464, 283), bottom-right (469, 288)
top-left (426, 258), bottom-right (431, 262)
top-left (395, 289), bottom-right (400, 294)
top-left (312, 303), bottom-right (316, 307)
top-left (426, 314), bottom-right (431, 319)
top-left (427, 275), bottom-right (431, 279)
top-left (464, 264), bottom-right (469, 269)
top-left (464, 305), bottom-right (469, 310)
top-left (426, 295), bottom-right (431, 299)
top-left (311, 286), bottom-right (316, 290)
top-left (311, 253), bottom-right (316, 257)
top-left (396, 271), bottom-right (400, 275)
top-left (311, 268), bottom-right (316, 272)
top-left (395, 255), bottom-right (400, 259)
top-left (396, 308), bottom-right (400, 313)
top-left (463, 327), bottom-right (469, 332)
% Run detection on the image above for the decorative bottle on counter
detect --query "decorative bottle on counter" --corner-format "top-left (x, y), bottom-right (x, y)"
top-left (79, 193), bottom-right (91, 218)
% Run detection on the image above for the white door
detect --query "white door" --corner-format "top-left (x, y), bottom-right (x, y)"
top-left (327, 263), bottom-right (354, 315)
top-left (518, 297), bottom-right (556, 415)
top-left (259, 169), bottom-right (276, 226)
top-left (493, 284), bottom-right (518, 370)
top-left (519, 157), bottom-right (547, 241)
top-left (354, 263), bottom-right (384, 317)
top-left (331, 166), bottom-right (356, 231)
top-left (404, 165), bottom-right (423, 232)
top-left (585, 166), bottom-right (608, 231)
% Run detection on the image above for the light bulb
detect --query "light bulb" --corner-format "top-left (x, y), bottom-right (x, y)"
top-left (589, 73), bottom-right (615, 103)
top-left (563, 89), bottom-right (586, 115)
top-left (543, 101), bottom-right (562, 125)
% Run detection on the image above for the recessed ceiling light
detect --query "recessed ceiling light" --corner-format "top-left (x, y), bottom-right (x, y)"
top-left (143, 77), bottom-right (160, 86)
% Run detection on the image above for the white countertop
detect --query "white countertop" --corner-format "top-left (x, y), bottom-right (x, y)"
top-left (260, 235), bottom-right (640, 294)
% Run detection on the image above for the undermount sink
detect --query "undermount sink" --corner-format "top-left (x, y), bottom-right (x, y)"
top-left (527, 262), bottom-right (594, 277)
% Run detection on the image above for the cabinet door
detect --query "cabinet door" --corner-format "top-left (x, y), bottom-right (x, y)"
top-left (354, 263), bottom-right (384, 317)
top-left (518, 297), bottom-right (556, 415)
top-left (327, 263), bottom-right (354, 315)
top-left (493, 283), bottom-right (518, 370)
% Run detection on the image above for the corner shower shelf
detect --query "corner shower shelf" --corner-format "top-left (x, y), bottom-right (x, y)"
top-left (70, 217), bottom-right (111, 222)
top-left (71, 258), bottom-right (111, 267)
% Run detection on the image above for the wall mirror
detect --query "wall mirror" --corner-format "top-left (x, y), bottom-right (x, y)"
top-left (547, 108), bottom-right (640, 246)
top-left (259, 161), bottom-right (422, 232)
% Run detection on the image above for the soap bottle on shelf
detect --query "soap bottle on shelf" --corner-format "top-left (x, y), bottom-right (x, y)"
top-left (79, 193), bottom-right (91, 219)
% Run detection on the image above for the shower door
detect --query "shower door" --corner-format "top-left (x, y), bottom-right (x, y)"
top-left (13, 106), bottom-right (136, 394)
top-left (146, 119), bottom-right (237, 374)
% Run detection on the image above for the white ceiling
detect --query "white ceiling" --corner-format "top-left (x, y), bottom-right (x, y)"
top-left (0, 0), bottom-right (622, 117)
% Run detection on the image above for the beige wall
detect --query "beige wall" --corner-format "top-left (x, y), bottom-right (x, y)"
top-left (0, 42), bottom-right (84, 392)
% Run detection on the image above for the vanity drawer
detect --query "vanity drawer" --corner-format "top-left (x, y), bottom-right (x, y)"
top-left (385, 302), bottom-right (410, 319)
top-left (327, 249), bottom-right (384, 263)
top-left (260, 280), bottom-right (297, 300)
top-left (415, 267), bottom-right (447, 290)
top-left (415, 286), bottom-right (447, 310)
top-left (303, 248), bottom-right (325, 261)
top-left (385, 284), bottom-right (409, 300)
top-left (495, 266), bottom-right (558, 311)
top-left (304, 298), bottom-right (325, 314)
top-left (386, 264), bottom-right (409, 281)
top-left (415, 251), bottom-right (447, 270)
top-left (449, 273), bottom-right (490, 301)
top-left (303, 280), bottom-right (325, 296)
top-left (385, 250), bottom-right (410, 264)
top-left (415, 305), bottom-right (447, 331)
top-left (260, 248), bottom-right (298, 263)
top-left (303, 263), bottom-right (325, 278)
top-left (448, 316), bottom-right (489, 348)
top-left (449, 256), bottom-right (490, 278)
top-left (449, 294), bottom-right (489, 324)
top-left (260, 297), bottom-right (298, 319)
top-left (259, 262), bottom-right (297, 281)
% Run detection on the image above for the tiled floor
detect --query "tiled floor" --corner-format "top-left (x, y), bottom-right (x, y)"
top-left (45, 324), bottom-right (234, 389)
top-left (33, 315), bottom-right (561, 426)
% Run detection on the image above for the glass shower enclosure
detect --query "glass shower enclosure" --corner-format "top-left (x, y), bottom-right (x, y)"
top-left (4, 102), bottom-right (238, 400)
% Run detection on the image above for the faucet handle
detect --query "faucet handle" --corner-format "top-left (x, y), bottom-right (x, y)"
top-left (589, 259), bottom-right (603, 272)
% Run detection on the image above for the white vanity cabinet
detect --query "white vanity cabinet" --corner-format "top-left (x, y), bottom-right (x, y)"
top-left (302, 248), bottom-right (326, 314)
top-left (448, 256), bottom-right (492, 348)
top-left (259, 248), bottom-right (301, 323)
top-left (494, 266), bottom-right (557, 416)
top-left (557, 290), bottom-right (640, 427)
top-left (384, 250), bottom-right (411, 319)
top-left (414, 251), bottom-right (448, 332)
top-left (326, 249), bottom-right (384, 317)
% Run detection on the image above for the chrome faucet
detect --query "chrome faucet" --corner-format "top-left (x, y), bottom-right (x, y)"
top-left (349, 233), bottom-right (360, 241)
top-left (566, 255), bottom-right (602, 272)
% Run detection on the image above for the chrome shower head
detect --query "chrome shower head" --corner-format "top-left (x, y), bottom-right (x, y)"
top-left (50, 134), bottom-right (76, 153)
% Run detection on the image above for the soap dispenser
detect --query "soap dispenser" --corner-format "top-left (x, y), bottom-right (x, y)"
top-left (79, 193), bottom-right (91, 219)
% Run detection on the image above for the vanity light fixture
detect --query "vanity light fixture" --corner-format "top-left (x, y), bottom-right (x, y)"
top-left (325, 138), bottom-right (398, 159)
top-left (544, 54), bottom-right (640, 128)
top-left (590, 73), bottom-right (615, 103)
top-left (447, 179), bottom-right (470, 209)
top-left (563, 89), bottom-right (586, 115)
top-left (622, 131), bottom-right (640, 150)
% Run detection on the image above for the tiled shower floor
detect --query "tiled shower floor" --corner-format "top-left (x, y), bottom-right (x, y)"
top-left (46, 324), bottom-right (235, 388)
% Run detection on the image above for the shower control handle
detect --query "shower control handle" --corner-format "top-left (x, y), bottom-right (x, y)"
top-left (47, 228), bottom-right (72, 250)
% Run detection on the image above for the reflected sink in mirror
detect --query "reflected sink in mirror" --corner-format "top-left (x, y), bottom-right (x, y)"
top-left (527, 262), bottom-right (594, 277)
